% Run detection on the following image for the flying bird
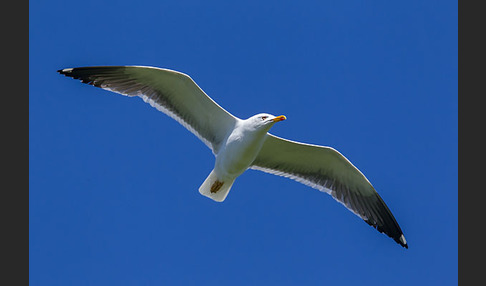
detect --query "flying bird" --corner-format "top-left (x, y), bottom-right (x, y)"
top-left (58, 65), bottom-right (408, 248)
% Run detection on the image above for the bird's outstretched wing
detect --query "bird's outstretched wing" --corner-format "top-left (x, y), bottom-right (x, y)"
top-left (251, 134), bottom-right (408, 248)
top-left (58, 66), bottom-right (237, 153)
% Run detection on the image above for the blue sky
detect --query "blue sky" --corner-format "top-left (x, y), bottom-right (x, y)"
top-left (30, 1), bottom-right (457, 285)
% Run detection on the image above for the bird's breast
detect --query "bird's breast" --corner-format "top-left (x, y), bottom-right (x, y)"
top-left (215, 129), bottom-right (267, 178)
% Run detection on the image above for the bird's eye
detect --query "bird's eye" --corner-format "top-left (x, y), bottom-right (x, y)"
top-left (261, 116), bottom-right (268, 120)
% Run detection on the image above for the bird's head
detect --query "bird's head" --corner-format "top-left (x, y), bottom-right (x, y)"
top-left (246, 113), bottom-right (287, 131)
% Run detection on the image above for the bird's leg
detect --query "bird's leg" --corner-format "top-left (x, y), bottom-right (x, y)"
top-left (210, 180), bottom-right (224, 193)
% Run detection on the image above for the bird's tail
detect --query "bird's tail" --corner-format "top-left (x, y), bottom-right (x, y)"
top-left (199, 170), bottom-right (235, 202)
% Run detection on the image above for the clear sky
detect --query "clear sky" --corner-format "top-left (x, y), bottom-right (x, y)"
top-left (30, 1), bottom-right (457, 285)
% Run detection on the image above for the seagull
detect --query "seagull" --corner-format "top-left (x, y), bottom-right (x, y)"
top-left (58, 65), bottom-right (408, 248)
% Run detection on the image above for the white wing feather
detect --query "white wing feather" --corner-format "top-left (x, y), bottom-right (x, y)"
top-left (251, 133), bottom-right (408, 248)
top-left (58, 66), bottom-right (237, 154)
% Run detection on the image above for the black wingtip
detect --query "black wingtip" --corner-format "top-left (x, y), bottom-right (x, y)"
top-left (364, 217), bottom-right (408, 249)
top-left (397, 234), bottom-right (408, 249)
top-left (57, 68), bottom-right (74, 76)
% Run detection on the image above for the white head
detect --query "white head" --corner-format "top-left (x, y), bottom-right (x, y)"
top-left (244, 113), bottom-right (287, 132)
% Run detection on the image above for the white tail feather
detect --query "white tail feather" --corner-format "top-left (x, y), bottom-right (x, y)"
top-left (199, 170), bottom-right (235, 202)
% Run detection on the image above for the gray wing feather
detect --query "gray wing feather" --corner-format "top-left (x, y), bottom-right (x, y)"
top-left (58, 66), bottom-right (237, 153)
top-left (251, 134), bottom-right (408, 248)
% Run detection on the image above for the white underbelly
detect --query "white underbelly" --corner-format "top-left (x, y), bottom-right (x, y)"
top-left (215, 133), bottom-right (265, 178)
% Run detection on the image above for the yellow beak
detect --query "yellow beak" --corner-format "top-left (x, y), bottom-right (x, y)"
top-left (272, 115), bottom-right (287, 122)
